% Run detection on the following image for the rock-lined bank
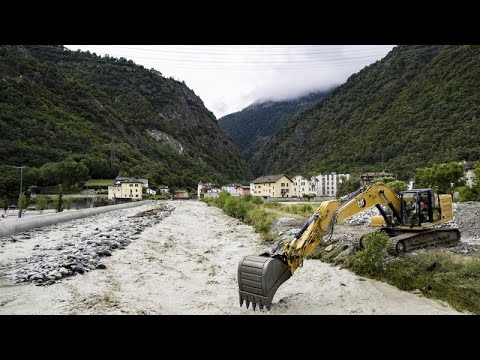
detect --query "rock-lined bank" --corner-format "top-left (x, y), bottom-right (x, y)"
top-left (0, 200), bottom-right (152, 237)
top-left (1, 204), bottom-right (173, 286)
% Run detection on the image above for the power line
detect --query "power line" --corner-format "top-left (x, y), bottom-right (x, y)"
top-left (74, 45), bottom-right (394, 57)
top-left (63, 46), bottom-right (391, 63)
top-left (110, 54), bottom-right (385, 64)
top-left (33, 45), bottom-right (393, 68)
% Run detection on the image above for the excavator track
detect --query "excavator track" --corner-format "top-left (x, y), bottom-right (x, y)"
top-left (386, 228), bottom-right (461, 256)
top-left (238, 255), bottom-right (291, 311)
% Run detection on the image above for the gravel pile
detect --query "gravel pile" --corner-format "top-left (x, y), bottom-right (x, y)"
top-left (452, 202), bottom-right (480, 242)
top-left (344, 207), bottom-right (381, 225)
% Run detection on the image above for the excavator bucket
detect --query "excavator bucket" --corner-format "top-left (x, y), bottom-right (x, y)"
top-left (238, 255), bottom-right (291, 311)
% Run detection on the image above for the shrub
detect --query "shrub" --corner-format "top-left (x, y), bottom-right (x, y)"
top-left (351, 232), bottom-right (389, 276)
top-left (93, 197), bottom-right (109, 207)
top-left (251, 196), bottom-right (263, 205)
top-left (64, 197), bottom-right (73, 211)
top-left (35, 195), bottom-right (50, 214)
top-left (56, 184), bottom-right (63, 212)
top-left (18, 192), bottom-right (27, 218)
top-left (458, 186), bottom-right (479, 202)
top-left (263, 201), bottom-right (281, 209)
top-left (203, 192), bottom-right (272, 239)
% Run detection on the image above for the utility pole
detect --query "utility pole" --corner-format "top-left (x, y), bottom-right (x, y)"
top-left (8, 165), bottom-right (28, 195)
top-left (9, 165), bottom-right (28, 218)
top-left (110, 132), bottom-right (115, 168)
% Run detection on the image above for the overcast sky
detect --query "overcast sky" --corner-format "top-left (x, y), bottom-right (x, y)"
top-left (65, 45), bottom-right (396, 119)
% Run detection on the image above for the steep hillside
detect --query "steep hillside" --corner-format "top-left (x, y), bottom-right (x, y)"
top-left (218, 91), bottom-right (329, 162)
top-left (250, 45), bottom-right (480, 179)
top-left (0, 45), bottom-right (251, 194)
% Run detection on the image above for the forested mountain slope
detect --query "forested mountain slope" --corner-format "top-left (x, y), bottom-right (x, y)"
top-left (218, 91), bottom-right (329, 163)
top-left (250, 45), bottom-right (480, 179)
top-left (0, 45), bottom-right (251, 195)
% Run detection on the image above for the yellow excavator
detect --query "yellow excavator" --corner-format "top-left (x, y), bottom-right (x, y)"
top-left (237, 182), bottom-right (460, 311)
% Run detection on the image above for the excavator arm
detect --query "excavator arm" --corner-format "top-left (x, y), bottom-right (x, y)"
top-left (238, 182), bottom-right (402, 311)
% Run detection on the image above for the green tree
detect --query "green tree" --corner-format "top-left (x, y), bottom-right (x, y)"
top-left (458, 186), bottom-right (479, 202)
top-left (35, 195), bottom-right (49, 214)
top-left (38, 160), bottom-right (89, 190)
top-left (64, 197), bottom-right (73, 211)
top-left (386, 180), bottom-right (408, 193)
top-left (337, 177), bottom-right (361, 198)
top-left (302, 193), bottom-right (316, 201)
top-left (373, 176), bottom-right (397, 184)
top-left (372, 177), bottom-right (407, 193)
top-left (0, 166), bottom-right (19, 200)
top-left (415, 162), bottom-right (465, 194)
top-left (81, 155), bottom-right (117, 179)
top-left (17, 192), bottom-right (27, 218)
top-left (458, 161), bottom-right (480, 201)
top-left (56, 184), bottom-right (63, 213)
top-left (474, 161), bottom-right (480, 183)
top-left (1, 195), bottom-right (8, 214)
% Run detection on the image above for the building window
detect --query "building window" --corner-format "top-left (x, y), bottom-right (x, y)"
top-left (129, 184), bottom-right (133, 187)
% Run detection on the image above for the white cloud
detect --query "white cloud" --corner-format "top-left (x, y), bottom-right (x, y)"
top-left (65, 45), bottom-right (395, 118)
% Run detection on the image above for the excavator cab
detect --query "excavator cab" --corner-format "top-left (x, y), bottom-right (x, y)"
top-left (401, 190), bottom-right (434, 226)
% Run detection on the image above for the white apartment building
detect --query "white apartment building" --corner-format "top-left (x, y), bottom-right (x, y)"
top-left (292, 175), bottom-right (318, 197)
top-left (315, 172), bottom-right (350, 197)
top-left (291, 173), bottom-right (350, 197)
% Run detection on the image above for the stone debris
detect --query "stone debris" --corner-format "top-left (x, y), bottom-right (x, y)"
top-left (1, 205), bottom-right (174, 286)
top-left (344, 206), bottom-right (382, 225)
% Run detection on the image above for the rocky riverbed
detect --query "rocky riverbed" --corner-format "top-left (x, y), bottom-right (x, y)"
top-left (0, 203), bottom-right (173, 286)
top-left (0, 201), bottom-right (462, 314)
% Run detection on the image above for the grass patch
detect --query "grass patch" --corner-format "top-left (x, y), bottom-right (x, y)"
top-left (84, 179), bottom-right (115, 187)
top-left (204, 192), bottom-right (274, 242)
top-left (38, 185), bottom-right (82, 194)
top-left (205, 194), bottom-right (317, 241)
top-left (277, 203), bottom-right (316, 216)
top-left (337, 233), bottom-right (480, 314)
top-left (383, 251), bottom-right (480, 314)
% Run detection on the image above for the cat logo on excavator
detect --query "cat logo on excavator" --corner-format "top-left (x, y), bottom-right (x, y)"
top-left (357, 198), bottom-right (366, 208)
